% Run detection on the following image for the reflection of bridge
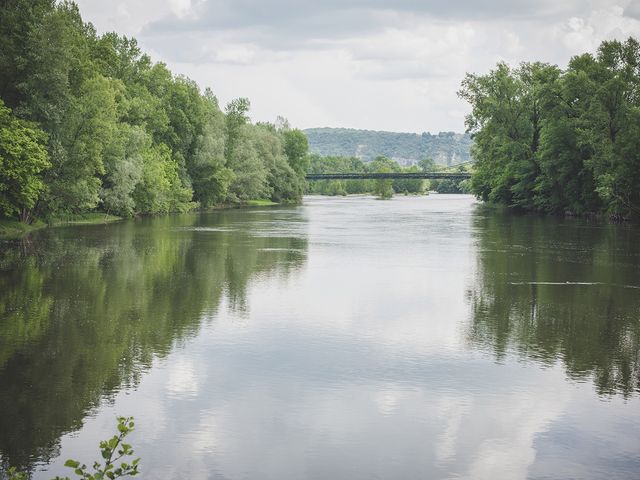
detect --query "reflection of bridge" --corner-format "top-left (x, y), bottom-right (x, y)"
top-left (305, 172), bottom-right (472, 180)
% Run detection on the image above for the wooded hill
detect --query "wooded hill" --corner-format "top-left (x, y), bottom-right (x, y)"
top-left (303, 127), bottom-right (473, 166)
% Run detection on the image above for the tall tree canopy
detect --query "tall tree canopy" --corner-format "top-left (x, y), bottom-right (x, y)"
top-left (0, 100), bottom-right (50, 223)
top-left (0, 0), bottom-right (308, 222)
top-left (460, 38), bottom-right (640, 218)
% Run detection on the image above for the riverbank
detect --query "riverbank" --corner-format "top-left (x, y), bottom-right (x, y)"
top-left (0, 200), bottom-right (284, 240)
top-left (0, 214), bottom-right (122, 239)
top-left (0, 218), bottom-right (47, 238)
top-left (475, 200), bottom-right (639, 223)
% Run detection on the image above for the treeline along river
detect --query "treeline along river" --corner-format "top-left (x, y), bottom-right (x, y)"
top-left (0, 195), bottom-right (639, 479)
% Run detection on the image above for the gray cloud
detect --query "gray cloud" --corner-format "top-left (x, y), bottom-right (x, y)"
top-left (150, 0), bottom-right (589, 29)
top-left (625, 0), bottom-right (640, 18)
top-left (76, 0), bottom-right (640, 132)
top-left (142, 0), bottom-right (590, 47)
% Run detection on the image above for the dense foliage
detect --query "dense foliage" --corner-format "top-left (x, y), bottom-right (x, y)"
top-left (304, 128), bottom-right (472, 165)
top-left (307, 154), bottom-right (469, 197)
top-left (307, 155), bottom-right (427, 198)
top-left (460, 38), bottom-right (640, 219)
top-left (0, 0), bottom-right (308, 223)
top-left (416, 157), bottom-right (472, 194)
top-left (0, 100), bottom-right (50, 223)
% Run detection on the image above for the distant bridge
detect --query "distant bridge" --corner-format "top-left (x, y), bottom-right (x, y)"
top-left (305, 172), bottom-right (471, 181)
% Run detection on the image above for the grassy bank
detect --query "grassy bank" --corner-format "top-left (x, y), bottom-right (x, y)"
top-left (0, 200), bottom-right (284, 240)
top-left (243, 199), bottom-right (280, 207)
top-left (0, 213), bottom-right (123, 240)
top-left (0, 218), bottom-right (47, 239)
top-left (201, 199), bottom-right (283, 211)
top-left (48, 212), bottom-right (123, 225)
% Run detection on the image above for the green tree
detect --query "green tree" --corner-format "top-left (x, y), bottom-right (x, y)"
top-left (46, 75), bottom-right (121, 213)
top-left (418, 157), bottom-right (437, 172)
top-left (394, 165), bottom-right (424, 194)
top-left (224, 97), bottom-right (250, 160)
top-left (579, 39), bottom-right (640, 217)
top-left (0, 100), bottom-right (50, 222)
top-left (0, 0), bottom-right (55, 110)
top-left (132, 143), bottom-right (193, 214)
top-left (268, 154), bottom-right (304, 203)
top-left (460, 37), bottom-right (640, 218)
top-left (459, 62), bottom-right (560, 209)
top-left (100, 125), bottom-right (145, 217)
top-left (226, 124), bottom-right (269, 201)
top-left (533, 55), bottom-right (602, 214)
top-left (0, 0), bottom-right (312, 222)
top-left (282, 129), bottom-right (310, 175)
top-left (188, 91), bottom-right (233, 207)
top-left (369, 156), bottom-right (397, 199)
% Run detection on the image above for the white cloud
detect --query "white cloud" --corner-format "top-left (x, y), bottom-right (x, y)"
top-left (556, 5), bottom-right (640, 54)
top-left (75, 0), bottom-right (640, 133)
top-left (167, 0), bottom-right (192, 18)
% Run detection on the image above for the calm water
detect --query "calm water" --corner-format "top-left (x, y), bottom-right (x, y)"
top-left (0, 195), bottom-right (639, 479)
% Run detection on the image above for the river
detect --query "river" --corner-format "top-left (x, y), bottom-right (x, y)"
top-left (0, 195), bottom-right (638, 479)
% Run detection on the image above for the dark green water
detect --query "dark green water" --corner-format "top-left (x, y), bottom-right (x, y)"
top-left (0, 195), bottom-right (638, 479)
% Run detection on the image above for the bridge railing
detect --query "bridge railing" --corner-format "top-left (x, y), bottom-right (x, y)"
top-left (305, 172), bottom-right (472, 180)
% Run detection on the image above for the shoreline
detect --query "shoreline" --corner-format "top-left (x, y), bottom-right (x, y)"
top-left (0, 200), bottom-right (285, 240)
top-left (3, 195), bottom-right (635, 240)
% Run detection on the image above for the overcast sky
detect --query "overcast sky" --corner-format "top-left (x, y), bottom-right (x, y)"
top-left (75, 0), bottom-right (640, 133)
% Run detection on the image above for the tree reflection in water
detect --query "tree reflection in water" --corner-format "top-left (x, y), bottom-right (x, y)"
top-left (467, 209), bottom-right (640, 397)
top-left (0, 210), bottom-right (307, 475)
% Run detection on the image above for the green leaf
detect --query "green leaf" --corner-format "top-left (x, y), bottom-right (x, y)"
top-left (64, 459), bottom-right (80, 469)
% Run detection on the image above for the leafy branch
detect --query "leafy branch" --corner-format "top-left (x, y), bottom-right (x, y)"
top-left (7, 417), bottom-right (140, 480)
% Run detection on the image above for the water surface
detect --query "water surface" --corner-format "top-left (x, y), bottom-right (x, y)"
top-left (0, 195), bottom-right (638, 479)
